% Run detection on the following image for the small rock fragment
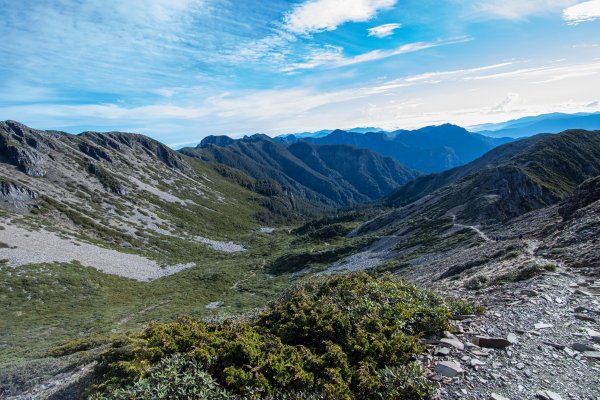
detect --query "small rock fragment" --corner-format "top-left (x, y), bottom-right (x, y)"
top-left (572, 343), bottom-right (596, 352)
top-left (435, 360), bottom-right (464, 377)
top-left (582, 351), bottom-right (600, 359)
top-left (435, 347), bottom-right (451, 356)
top-left (542, 341), bottom-right (565, 350)
top-left (574, 313), bottom-right (596, 322)
top-left (534, 323), bottom-right (553, 330)
top-left (440, 338), bottom-right (465, 350)
top-left (536, 390), bottom-right (564, 400)
top-left (470, 358), bottom-right (485, 367)
top-left (472, 336), bottom-right (512, 348)
top-left (490, 393), bottom-right (511, 400)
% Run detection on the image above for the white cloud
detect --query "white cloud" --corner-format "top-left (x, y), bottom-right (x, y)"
top-left (3, 59), bottom-right (599, 145)
top-left (563, 0), bottom-right (600, 24)
top-left (152, 88), bottom-right (178, 97)
top-left (283, 0), bottom-right (396, 35)
top-left (367, 23), bottom-right (402, 38)
top-left (404, 62), bottom-right (515, 82)
top-left (281, 37), bottom-right (472, 72)
top-left (463, 0), bottom-right (578, 20)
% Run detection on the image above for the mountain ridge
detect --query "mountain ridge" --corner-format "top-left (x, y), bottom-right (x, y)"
top-left (182, 134), bottom-right (421, 211)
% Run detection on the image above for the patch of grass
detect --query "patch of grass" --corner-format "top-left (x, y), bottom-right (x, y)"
top-left (492, 263), bottom-right (558, 285)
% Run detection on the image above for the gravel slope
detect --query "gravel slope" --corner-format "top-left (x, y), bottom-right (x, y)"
top-left (0, 223), bottom-right (193, 281)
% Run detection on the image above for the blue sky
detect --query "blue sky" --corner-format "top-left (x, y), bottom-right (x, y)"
top-left (1, 0), bottom-right (600, 146)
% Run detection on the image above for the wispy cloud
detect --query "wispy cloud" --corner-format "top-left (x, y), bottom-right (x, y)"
top-left (282, 0), bottom-right (396, 35)
top-left (563, 0), bottom-right (600, 24)
top-left (368, 23), bottom-right (402, 38)
top-left (281, 37), bottom-right (472, 72)
top-left (463, 0), bottom-right (578, 20)
top-left (5, 59), bottom-right (598, 146)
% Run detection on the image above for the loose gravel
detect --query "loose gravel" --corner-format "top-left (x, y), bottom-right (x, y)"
top-left (0, 223), bottom-right (194, 281)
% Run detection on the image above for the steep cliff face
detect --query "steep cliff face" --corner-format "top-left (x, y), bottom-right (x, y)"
top-left (558, 175), bottom-right (600, 219)
top-left (0, 121), bottom-right (49, 177)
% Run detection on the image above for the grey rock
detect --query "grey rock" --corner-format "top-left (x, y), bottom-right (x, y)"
top-left (435, 360), bottom-right (464, 377)
top-left (543, 341), bottom-right (565, 350)
top-left (507, 333), bottom-right (519, 344)
top-left (440, 338), bottom-right (465, 350)
top-left (574, 313), bottom-right (596, 322)
top-left (435, 347), bottom-right (452, 356)
top-left (490, 393), bottom-right (511, 400)
top-left (536, 390), bottom-right (564, 400)
top-left (470, 358), bottom-right (485, 367)
top-left (534, 323), bottom-right (554, 330)
top-left (472, 336), bottom-right (512, 349)
top-left (571, 343), bottom-right (596, 352)
top-left (582, 351), bottom-right (600, 359)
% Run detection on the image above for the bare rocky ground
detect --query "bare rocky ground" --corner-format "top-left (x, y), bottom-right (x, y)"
top-left (0, 221), bottom-right (195, 281)
top-left (422, 269), bottom-right (600, 400)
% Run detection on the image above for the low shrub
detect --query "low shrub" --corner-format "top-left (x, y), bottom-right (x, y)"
top-left (493, 263), bottom-right (558, 285)
top-left (92, 273), bottom-right (468, 399)
top-left (90, 354), bottom-right (233, 400)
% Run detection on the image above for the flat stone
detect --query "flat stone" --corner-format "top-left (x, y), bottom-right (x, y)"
top-left (564, 347), bottom-right (577, 357)
top-left (534, 323), bottom-right (554, 330)
top-left (543, 341), bottom-right (565, 350)
top-left (435, 347), bottom-right (452, 356)
top-left (586, 328), bottom-right (600, 343)
top-left (520, 289), bottom-right (537, 297)
top-left (582, 351), bottom-right (600, 359)
top-left (574, 313), bottom-right (596, 322)
top-left (472, 336), bottom-right (512, 349)
top-left (586, 285), bottom-right (600, 294)
top-left (490, 393), bottom-right (511, 400)
top-left (572, 343), bottom-right (596, 352)
top-left (536, 390), bottom-right (564, 400)
top-left (440, 338), bottom-right (465, 350)
top-left (470, 358), bottom-right (485, 367)
top-left (575, 289), bottom-right (593, 297)
top-left (507, 333), bottom-right (519, 344)
top-left (435, 361), bottom-right (464, 377)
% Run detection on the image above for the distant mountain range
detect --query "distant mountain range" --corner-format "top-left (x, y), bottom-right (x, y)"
top-left (278, 127), bottom-right (385, 141)
top-left (384, 129), bottom-right (600, 223)
top-left (278, 124), bottom-right (512, 173)
top-left (472, 112), bottom-right (600, 138)
top-left (181, 134), bottom-right (420, 210)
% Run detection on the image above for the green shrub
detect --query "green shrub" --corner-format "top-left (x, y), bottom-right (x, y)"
top-left (93, 273), bottom-right (456, 399)
top-left (90, 354), bottom-right (233, 400)
top-left (371, 364), bottom-right (437, 400)
top-left (444, 298), bottom-right (486, 316)
top-left (493, 263), bottom-right (558, 285)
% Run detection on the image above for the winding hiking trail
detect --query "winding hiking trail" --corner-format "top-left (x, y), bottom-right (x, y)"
top-left (451, 214), bottom-right (491, 242)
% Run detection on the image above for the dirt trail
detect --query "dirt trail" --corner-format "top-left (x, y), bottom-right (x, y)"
top-left (451, 214), bottom-right (491, 242)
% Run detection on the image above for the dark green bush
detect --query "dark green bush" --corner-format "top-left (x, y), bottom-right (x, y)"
top-left (93, 273), bottom-right (461, 399)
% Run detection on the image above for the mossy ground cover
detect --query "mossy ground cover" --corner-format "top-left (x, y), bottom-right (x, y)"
top-left (90, 273), bottom-right (474, 400)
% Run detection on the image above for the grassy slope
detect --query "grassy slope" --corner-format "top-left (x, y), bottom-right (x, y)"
top-left (0, 209), bottom-right (379, 368)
